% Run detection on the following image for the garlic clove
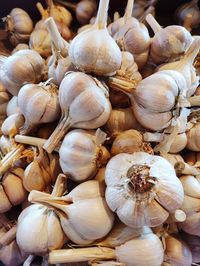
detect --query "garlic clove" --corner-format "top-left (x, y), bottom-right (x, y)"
top-left (179, 212), bottom-right (200, 236)
top-left (6, 96), bottom-right (21, 116)
top-left (180, 195), bottom-right (200, 214)
top-left (180, 175), bottom-right (200, 198)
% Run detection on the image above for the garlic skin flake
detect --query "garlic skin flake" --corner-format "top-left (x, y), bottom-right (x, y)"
top-left (105, 152), bottom-right (184, 228)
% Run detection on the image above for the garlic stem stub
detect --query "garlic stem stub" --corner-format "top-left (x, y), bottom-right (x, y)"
top-left (105, 152), bottom-right (184, 228)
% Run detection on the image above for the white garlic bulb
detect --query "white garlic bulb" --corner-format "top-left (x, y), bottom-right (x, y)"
top-left (0, 49), bottom-right (45, 96)
top-left (105, 152), bottom-right (184, 228)
top-left (1, 113), bottom-right (25, 138)
top-left (69, 0), bottom-right (122, 76)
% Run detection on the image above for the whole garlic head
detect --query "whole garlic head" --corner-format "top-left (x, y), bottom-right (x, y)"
top-left (105, 152), bottom-right (184, 228)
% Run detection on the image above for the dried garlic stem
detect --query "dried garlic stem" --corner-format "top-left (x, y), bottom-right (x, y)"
top-left (139, 6), bottom-right (155, 23)
top-left (0, 145), bottom-right (24, 176)
top-left (54, 0), bottom-right (76, 10)
top-left (95, 0), bottom-right (109, 29)
top-left (189, 96), bottom-right (200, 106)
top-left (143, 132), bottom-right (163, 142)
top-left (175, 161), bottom-right (200, 176)
top-left (108, 77), bottom-right (136, 94)
top-left (15, 135), bottom-right (46, 147)
top-left (124, 0), bottom-right (134, 20)
top-left (0, 225), bottom-right (17, 248)
top-left (23, 255), bottom-right (36, 266)
top-left (48, 248), bottom-right (115, 264)
top-left (146, 14), bottom-right (162, 33)
top-left (36, 2), bottom-right (48, 19)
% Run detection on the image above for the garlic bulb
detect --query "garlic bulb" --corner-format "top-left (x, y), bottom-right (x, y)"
top-left (111, 129), bottom-right (153, 155)
top-left (108, 0), bottom-right (151, 69)
top-left (6, 96), bottom-right (21, 116)
top-left (175, 0), bottom-right (200, 29)
top-left (29, 180), bottom-right (114, 245)
top-left (0, 167), bottom-right (27, 213)
top-left (164, 234), bottom-right (192, 266)
top-left (23, 147), bottom-right (61, 192)
top-left (48, 228), bottom-right (164, 266)
top-left (0, 49), bottom-right (45, 96)
top-left (105, 152), bottom-right (184, 228)
top-left (105, 108), bottom-right (142, 138)
top-left (43, 72), bottom-right (111, 153)
top-left (157, 37), bottom-right (200, 96)
top-left (16, 174), bottom-right (66, 254)
top-left (11, 43), bottom-right (29, 54)
top-left (59, 129), bottom-right (110, 182)
top-left (0, 81), bottom-right (10, 117)
top-left (46, 17), bottom-right (73, 85)
top-left (5, 8), bottom-right (33, 46)
top-left (69, 0), bottom-right (122, 76)
top-left (1, 114), bottom-right (25, 138)
top-left (146, 14), bottom-right (193, 64)
top-left (18, 81), bottom-right (60, 134)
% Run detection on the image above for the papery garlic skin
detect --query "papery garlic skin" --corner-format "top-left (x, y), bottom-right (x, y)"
top-left (0, 50), bottom-right (45, 96)
top-left (16, 204), bottom-right (65, 254)
top-left (105, 152), bottom-right (184, 228)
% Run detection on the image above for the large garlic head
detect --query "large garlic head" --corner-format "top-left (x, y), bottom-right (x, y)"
top-left (105, 152), bottom-right (184, 228)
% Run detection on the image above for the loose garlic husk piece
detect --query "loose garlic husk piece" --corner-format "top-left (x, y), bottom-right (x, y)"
top-left (108, 0), bottom-right (151, 69)
top-left (158, 37), bottom-right (200, 96)
top-left (105, 152), bottom-right (184, 228)
top-left (29, 180), bottom-right (114, 245)
top-left (0, 81), bottom-right (10, 117)
top-left (164, 234), bottom-right (192, 266)
top-left (175, 0), bottom-right (200, 29)
top-left (16, 174), bottom-right (66, 254)
top-left (69, 0), bottom-right (122, 76)
top-left (43, 72), bottom-right (111, 153)
top-left (0, 167), bottom-right (27, 213)
top-left (23, 147), bottom-right (61, 192)
top-left (48, 228), bottom-right (164, 266)
top-left (146, 14), bottom-right (193, 64)
top-left (18, 81), bottom-right (60, 134)
top-left (111, 129), bottom-right (153, 155)
top-left (0, 49), bottom-right (45, 96)
top-left (6, 96), bottom-right (21, 116)
top-left (46, 17), bottom-right (73, 85)
top-left (59, 129), bottom-right (110, 182)
top-left (1, 114), bottom-right (25, 139)
top-left (5, 8), bottom-right (33, 46)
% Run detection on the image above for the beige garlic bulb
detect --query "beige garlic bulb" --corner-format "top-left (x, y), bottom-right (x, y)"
top-left (29, 180), bottom-right (114, 245)
top-left (0, 168), bottom-right (27, 213)
top-left (105, 108), bottom-right (141, 138)
top-left (69, 0), bottom-right (122, 76)
top-left (5, 8), bottom-right (33, 46)
top-left (43, 72), bottom-right (111, 153)
top-left (23, 148), bottom-right (61, 192)
top-left (105, 152), bottom-right (184, 228)
top-left (111, 129), bottom-right (153, 155)
top-left (46, 17), bottom-right (73, 85)
top-left (0, 81), bottom-right (10, 117)
top-left (6, 96), bottom-right (21, 116)
top-left (59, 129), bottom-right (110, 182)
top-left (48, 228), bottom-right (164, 266)
top-left (164, 234), bottom-right (192, 266)
top-left (0, 49), bottom-right (45, 96)
top-left (158, 37), bottom-right (200, 96)
top-left (1, 114), bottom-right (25, 138)
top-left (175, 0), bottom-right (200, 29)
top-left (108, 0), bottom-right (151, 69)
top-left (16, 174), bottom-right (66, 254)
top-left (146, 14), bottom-right (193, 64)
top-left (18, 81), bottom-right (60, 134)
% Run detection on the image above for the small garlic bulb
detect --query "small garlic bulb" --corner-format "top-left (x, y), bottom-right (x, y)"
top-left (0, 49), bottom-right (45, 96)
top-left (0, 168), bottom-right (27, 213)
top-left (111, 129), bottom-right (153, 155)
top-left (69, 0), bottom-right (122, 76)
top-left (16, 174), bottom-right (66, 254)
top-left (6, 8), bottom-right (33, 46)
top-left (29, 180), bottom-right (115, 245)
top-left (0, 81), bottom-right (10, 117)
top-left (1, 114), bottom-right (25, 138)
top-left (6, 96), bottom-right (21, 116)
top-left (105, 152), bottom-right (184, 228)
top-left (59, 129), bottom-right (110, 182)
top-left (43, 72), bottom-right (111, 153)
top-left (146, 14), bottom-right (193, 64)
top-left (18, 81), bottom-right (60, 134)
top-left (108, 0), bottom-right (151, 69)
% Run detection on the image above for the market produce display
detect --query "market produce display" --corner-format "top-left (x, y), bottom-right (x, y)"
top-left (0, 0), bottom-right (199, 265)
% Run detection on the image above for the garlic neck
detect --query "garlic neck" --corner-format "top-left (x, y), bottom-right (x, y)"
top-left (95, 0), bottom-right (109, 29)
top-left (126, 164), bottom-right (156, 193)
top-left (146, 14), bottom-right (162, 33)
top-left (183, 37), bottom-right (200, 65)
top-left (124, 0), bottom-right (134, 20)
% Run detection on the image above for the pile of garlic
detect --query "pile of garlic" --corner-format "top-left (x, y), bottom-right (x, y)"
top-left (0, 0), bottom-right (200, 265)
